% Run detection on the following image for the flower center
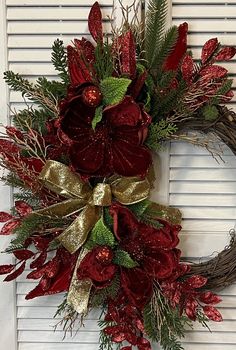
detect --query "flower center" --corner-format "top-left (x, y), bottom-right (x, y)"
top-left (96, 246), bottom-right (113, 265)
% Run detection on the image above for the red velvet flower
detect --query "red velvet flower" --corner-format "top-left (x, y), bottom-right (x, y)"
top-left (110, 203), bottom-right (181, 280)
top-left (59, 92), bottom-right (152, 177)
top-left (77, 246), bottom-right (117, 288)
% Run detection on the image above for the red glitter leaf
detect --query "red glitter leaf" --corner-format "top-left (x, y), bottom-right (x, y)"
top-left (74, 38), bottom-right (95, 63)
top-left (137, 338), bottom-right (151, 350)
top-left (0, 264), bottom-right (15, 275)
top-left (128, 70), bottom-right (148, 99)
top-left (88, 2), bottom-right (103, 43)
top-left (67, 45), bottom-right (93, 86)
top-left (121, 347), bottom-right (132, 350)
top-left (15, 201), bottom-right (32, 217)
top-left (44, 257), bottom-right (60, 278)
top-left (0, 212), bottom-right (13, 222)
top-left (0, 219), bottom-right (20, 235)
top-left (13, 249), bottom-right (34, 261)
top-left (27, 266), bottom-right (46, 280)
top-left (199, 291), bottom-right (222, 305)
top-left (0, 139), bottom-right (19, 155)
top-left (30, 251), bottom-right (47, 269)
top-left (221, 89), bottom-right (234, 102)
top-left (186, 275), bottom-right (207, 288)
top-left (203, 306), bottom-right (223, 322)
top-left (201, 38), bottom-right (219, 64)
top-left (4, 261), bottom-right (26, 282)
top-left (163, 22), bottom-right (188, 71)
top-left (200, 65), bottom-right (228, 79)
top-left (26, 263), bottom-right (74, 299)
top-left (185, 299), bottom-right (198, 321)
top-left (6, 126), bottom-right (24, 140)
top-left (215, 46), bottom-right (236, 61)
top-left (181, 54), bottom-right (194, 83)
top-left (31, 236), bottom-right (51, 251)
top-left (118, 30), bottom-right (136, 79)
top-left (39, 276), bottom-right (51, 291)
top-left (112, 333), bottom-right (126, 343)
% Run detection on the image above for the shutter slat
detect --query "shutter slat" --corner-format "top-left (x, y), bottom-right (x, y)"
top-left (7, 21), bottom-right (112, 34)
top-left (6, 0), bottom-right (113, 5)
top-left (173, 5), bottom-right (236, 18)
top-left (7, 7), bottom-right (112, 20)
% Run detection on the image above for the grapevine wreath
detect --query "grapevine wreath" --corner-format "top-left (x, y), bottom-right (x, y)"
top-left (0, 1), bottom-right (236, 349)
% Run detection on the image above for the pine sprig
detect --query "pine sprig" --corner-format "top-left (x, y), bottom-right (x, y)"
top-left (6, 214), bottom-right (67, 252)
top-left (143, 285), bottom-right (191, 350)
top-left (145, 0), bottom-right (168, 68)
top-left (153, 26), bottom-right (178, 73)
top-left (51, 39), bottom-right (69, 85)
top-left (13, 108), bottom-right (49, 135)
top-left (210, 79), bottom-right (233, 105)
top-left (94, 40), bottom-right (114, 81)
top-left (145, 120), bottom-right (177, 151)
top-left (91, 274), bottom-right (120, 308)
top-left (4, 71), bottom-right (59, 115)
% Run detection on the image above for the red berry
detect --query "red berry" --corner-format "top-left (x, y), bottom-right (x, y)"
top-left (82, 86), bottom-right (102, 107)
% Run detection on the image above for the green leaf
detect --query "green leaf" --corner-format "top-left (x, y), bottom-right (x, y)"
top-left (100, 77), bottom-right (131, 106)
top-left (113, 250), bottom-right (138, 268)
top-left (90, 218), bottom-right (115, 247)
top-left (92, 105), bottom-right (103, 130)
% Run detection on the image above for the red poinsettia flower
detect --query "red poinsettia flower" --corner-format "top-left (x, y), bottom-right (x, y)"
top-left (59, 92), bottom-right (152, 177)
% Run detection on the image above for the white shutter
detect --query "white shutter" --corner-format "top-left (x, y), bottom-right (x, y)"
top-left (1, 0), bottom-right (236, 349)
top-left (168, 0), bottom-right (236, 348)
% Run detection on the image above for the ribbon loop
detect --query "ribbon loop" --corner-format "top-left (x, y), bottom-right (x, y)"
top-left (38, 160), bottom-right (91, 199)
top-left (111, 177), bottom-right (150, 205)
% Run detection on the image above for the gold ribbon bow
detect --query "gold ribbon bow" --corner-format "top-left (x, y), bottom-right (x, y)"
top-left (36, 160), bottom-right (151, 315)
top-left (37, 160), bottom-right (151, 253)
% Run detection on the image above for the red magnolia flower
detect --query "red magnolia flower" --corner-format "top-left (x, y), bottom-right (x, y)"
top-left (77, 246), bottom-right (117, 288)
top-left (110, 203), bottom-right (181, 280)
top-left (59, 93), bottom-right (152, 177)
top-left (77, 204), bottom-right (181, 309)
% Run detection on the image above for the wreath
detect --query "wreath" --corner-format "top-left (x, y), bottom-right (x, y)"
top-left (0, 1), bottom-right (236, 350)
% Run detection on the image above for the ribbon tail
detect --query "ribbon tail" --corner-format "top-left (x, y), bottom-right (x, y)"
top-left (67, 248), bottom-right (92, 315)
top-left (57, 205), bottom-right (100, 253)
top-left (145, 202), bottom-right (182, 225)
